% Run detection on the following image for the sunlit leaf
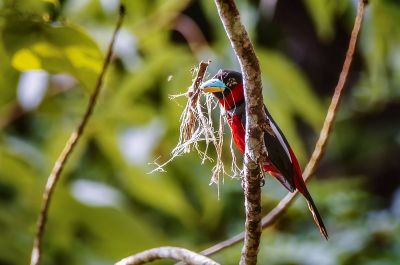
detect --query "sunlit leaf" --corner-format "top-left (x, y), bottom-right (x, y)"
top-left (304, 0), bottom-right (348, 40)
top-left (43, 0), bottom-right (59, 6)
top-left (12, 49), bottom-right (42, 69)
top-left (2, 20), bottom-right (102, 90)
top-left (259, 49), bottom-right (325, 130)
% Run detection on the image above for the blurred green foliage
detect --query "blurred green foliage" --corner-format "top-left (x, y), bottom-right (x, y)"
top-left (3, 21), bottom-right (102, 90)
top-left (0, 0), bottom-right (399, 265)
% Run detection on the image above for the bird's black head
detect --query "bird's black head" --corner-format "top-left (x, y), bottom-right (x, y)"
top-left (200, 69), bottom-right (244, 109)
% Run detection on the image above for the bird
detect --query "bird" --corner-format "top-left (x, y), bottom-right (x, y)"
top-left (200, 69), bottom-right (328, 239)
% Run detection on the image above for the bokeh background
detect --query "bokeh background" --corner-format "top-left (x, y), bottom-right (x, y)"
top-left (1, 0), bottom-right (400, 264)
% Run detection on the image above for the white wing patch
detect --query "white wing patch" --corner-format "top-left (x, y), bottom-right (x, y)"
top-left (269, 120), bottom-right (292, 163)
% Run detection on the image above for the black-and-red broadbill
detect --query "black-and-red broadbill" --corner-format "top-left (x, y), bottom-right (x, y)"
top-left (200, 69), bottom-right (328, 239)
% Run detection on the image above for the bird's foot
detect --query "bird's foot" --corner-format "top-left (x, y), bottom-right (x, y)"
top-left (261, 120), bottom-right (275, 137)
top-left (259, 175), bottom-right (265, 187)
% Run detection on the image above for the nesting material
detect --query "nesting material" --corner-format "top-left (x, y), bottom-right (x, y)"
top-left (151, 61), bottom-right (241, 193)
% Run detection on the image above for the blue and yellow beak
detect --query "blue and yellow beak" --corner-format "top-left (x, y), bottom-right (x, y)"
top-left (200, 78), bottom-right (226, 93)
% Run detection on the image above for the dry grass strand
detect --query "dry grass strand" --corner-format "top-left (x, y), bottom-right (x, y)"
top-left (150, 62), bottom-right (241, 190)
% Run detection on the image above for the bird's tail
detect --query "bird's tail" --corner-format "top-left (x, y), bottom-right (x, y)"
top-left (295, 176), bottom-right (329, 240)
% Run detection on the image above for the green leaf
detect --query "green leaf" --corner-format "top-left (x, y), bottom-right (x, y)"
top-left (259, 49), bottom-right (325, 131)
top-left (94, 130), bottom-right (200, 227)
top-left (304, 0), bottom-right (348, 40)
top-left (2, 20), bottom-right (102, 90)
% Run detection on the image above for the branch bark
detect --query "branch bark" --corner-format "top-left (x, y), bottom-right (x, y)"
top-left (214, 1), bottom-right (266, 264)
top-left (199, 0), bottom-right (367, 257)
top-left (115, 246), bottom-right (220, 265)
top-left (185, 60), bottom-right (211, 147)
top-left (30, 6), bottom-right (126, 265)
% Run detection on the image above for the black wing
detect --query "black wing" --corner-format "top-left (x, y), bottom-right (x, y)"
top-left (263, 106), bottom-right (296, 192)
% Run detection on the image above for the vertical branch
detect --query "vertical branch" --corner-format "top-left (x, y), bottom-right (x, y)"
top-left (30, 6), bottom-right (125, 265)
top-left (213, 1), bottom-right (266, 264)
top-left (302, 0), bottom-right (367, 177)
top-left (260, 0), bottom-right (367, 228)
top-left (262, 0), bottom-right (367, 227)
top-left (198, 0), bottom-right (368, 257)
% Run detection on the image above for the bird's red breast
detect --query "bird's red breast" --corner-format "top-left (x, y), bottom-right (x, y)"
top-left (226, 113), bottom-right (245, 153)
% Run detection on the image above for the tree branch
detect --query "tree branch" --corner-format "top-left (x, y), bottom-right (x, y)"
top-left (200, 0), bottom-right (367, 257)
top-left (115, 246), bottom-right (220, 265)
top-left (185, 60), bottom-right (211, 147)
top-left (214, 1), bottom-right (266, 264)
top-left (29, 5), bottom-right (126, 265)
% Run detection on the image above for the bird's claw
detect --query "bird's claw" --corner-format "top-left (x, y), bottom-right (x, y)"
top-left (260, 175), bottom-right (265, 187)
top-left (262, 120), bottom-right (275, 137)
